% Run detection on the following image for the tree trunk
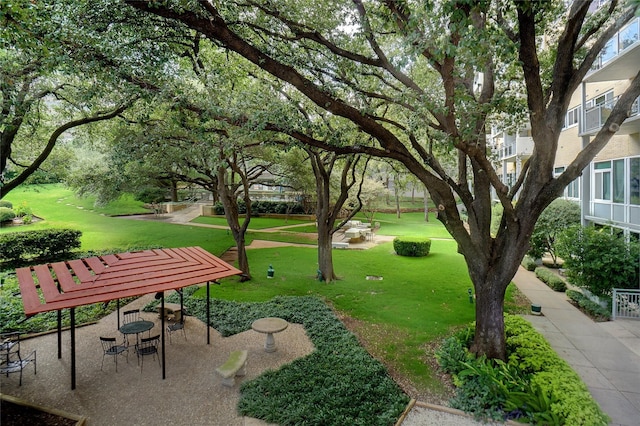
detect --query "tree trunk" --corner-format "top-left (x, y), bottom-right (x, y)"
top-left (233, 229), bottom-right (250, 281)
top-left (170, 180), bottom-right (178, 202)
top-left (317, 224), bottom-right (337, 282)
top-left (423, 189), bottom-right (429, 222)
top-left (470, 278), bottom-right (508, 360)
top-left (217, 165), bottom-right (251, 281)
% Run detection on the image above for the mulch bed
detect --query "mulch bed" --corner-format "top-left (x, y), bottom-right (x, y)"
top-left (1, 399), bottom-right (79, 426)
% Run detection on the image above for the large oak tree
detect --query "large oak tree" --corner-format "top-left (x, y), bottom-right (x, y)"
top-left (121, 0), bottom-right (640, 360)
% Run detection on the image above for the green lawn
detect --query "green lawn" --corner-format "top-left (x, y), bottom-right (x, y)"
top-left (0, 184), bottom-right (235, 256)
top-left (1, 184), bottom-right (527, 397)
top-left (192, 215), bottom-right (313, 229)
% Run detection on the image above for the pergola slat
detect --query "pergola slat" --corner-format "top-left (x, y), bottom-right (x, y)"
top-left (33, 264), bottom-right (61, 301)
top-left (51, 262), bottom-right (77, 293)
top-left (84, 257), bottom-right (107, 274)
top-left (15, 267), bottom-right (42, 314)
top-left (67, 259), bottom-right (95, 283)
top-left (17, 246), bottom-right (242, 316)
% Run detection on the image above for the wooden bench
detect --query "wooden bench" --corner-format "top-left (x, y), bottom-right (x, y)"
top-left (215, 350), bottom-right (248, 387)
top-left (332, 242), bottom-right (349, 249)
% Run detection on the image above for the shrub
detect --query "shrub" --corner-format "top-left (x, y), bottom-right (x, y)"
top-left (13, 201), bottom-right (32, 217)
top-left (566, 289), bottom-right (611, 321)
top-left (212, 200), bottom-right (307, 216)
top-left (521, 255), bottom-right (537, 271)
top-left (534, 267), bottom-right (567, 292)
top-left (134, 187), bottom-right (167, 204)
top-left (393, 236), bottom-right (431, 257)
top-left (213, 202), bottom-right (225, 215)
top-left (558, 225), bottom-right (639, 297)
top-left (0, 200), bottom-right (13, 209)
top-left (0, 229), bottom-right (82, 263)
top-left (437, 315), bottom-right (609, 425)
top-left (528, 199), bottom-right (581, 265)
top-left (0, 207), bottom-right (16, 223)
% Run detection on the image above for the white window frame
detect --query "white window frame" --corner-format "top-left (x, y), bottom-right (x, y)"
top-left (586, 90), bottom-right (614, 109)
top-left (593, 161), bottom-right (612, 202)
top-left (563, 106), bottom-right (580, 129)
top-left (554, 166), bottom-right (580, 199)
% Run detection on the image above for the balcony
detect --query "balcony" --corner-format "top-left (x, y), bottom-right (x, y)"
top-left (582, 96), bottom-right (640, 135)
top-left (586, 18), bottom-right (640, 83)
top-left (497, 136), bottom-right (534, 161)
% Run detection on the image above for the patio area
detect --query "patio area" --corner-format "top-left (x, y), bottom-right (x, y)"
top-left (1, 293), bottom-right (315, 425)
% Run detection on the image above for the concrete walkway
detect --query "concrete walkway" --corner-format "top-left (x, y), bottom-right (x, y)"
top-left (513, 267), bottom-right (640, 426)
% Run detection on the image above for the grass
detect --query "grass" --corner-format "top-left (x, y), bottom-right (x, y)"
top-left (0, 184), bottom-right (235, 256)
top-left (192, 215), bottom-right (312, 229)
top-left (1, 184), bottom-right (530, 400)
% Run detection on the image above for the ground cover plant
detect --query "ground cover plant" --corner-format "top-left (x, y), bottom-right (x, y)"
top-left (436, 315), bottom-right (609, 425)
top-left (566, 289), bottom-right (611, 321)
top-left (146, 291), bottom-right (409, 425)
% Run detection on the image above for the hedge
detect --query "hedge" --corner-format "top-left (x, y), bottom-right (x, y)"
top-left (213, 200), bottom-right (307, 216)
top-left (0, 207), bottom-right (16, 223)
top-left (0, 229), bottom-right (82, 262)
top-left (0, 200), bottom-right (13, 209)
top-left (436, 315), bottom-right (609, 425)
top-left (393, 236), bottom-right (431, 257)
top-left (521, 255), bottom-right (537, 271)
top-left (534, 266), bottom-right (567, 292)
top-left (566, 289), bottom-right (611, 321)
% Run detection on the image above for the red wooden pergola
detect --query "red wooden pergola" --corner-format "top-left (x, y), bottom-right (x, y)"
top-left (16, 246), bottom-right (242, 389)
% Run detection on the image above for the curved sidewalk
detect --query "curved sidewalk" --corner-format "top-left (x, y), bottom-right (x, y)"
top-left (513, 267), bottom-right (640, 426)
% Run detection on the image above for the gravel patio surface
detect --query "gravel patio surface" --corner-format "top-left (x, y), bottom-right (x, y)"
top-left (1, 293), bottom-right (314, 426)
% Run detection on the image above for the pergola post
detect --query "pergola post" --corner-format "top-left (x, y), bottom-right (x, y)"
top-left (206, 281), bottom-right (211, 345)
top-left (161, 293), bottom-right (166, 380)
top-left (57, 310), bottom-right (62, 359)
top-left (70, 307), bottom-right (76, 390)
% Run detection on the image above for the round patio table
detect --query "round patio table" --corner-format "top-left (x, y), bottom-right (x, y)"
top-left (119, 320), bottom-right (154, 345)
top-left (251, 317), bottom-right (288, 352)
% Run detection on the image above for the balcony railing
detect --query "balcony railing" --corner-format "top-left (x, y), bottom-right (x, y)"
top-left (583, 96), bottom-right (640, 133)
top-left (591, 17), bottom-right (639, 72)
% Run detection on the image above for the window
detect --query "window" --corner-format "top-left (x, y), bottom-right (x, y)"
top-left (567, 178), bottom-right (580, 199)
top-left (613, 159), bottom-right (624, 203)
top-left (563, 106), bottom-right (580, 129)
top-left (631, 158), bottom-right (640, 205)
top-left (594, 161), bottom-right (611, 201)
top-left (555, 166), bottom-right (580, 199)
top-left (587, 91), bottom-right (614, 109)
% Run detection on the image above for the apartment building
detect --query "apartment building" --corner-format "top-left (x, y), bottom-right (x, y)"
top-left (492, 15), bottom-right (640, 240)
